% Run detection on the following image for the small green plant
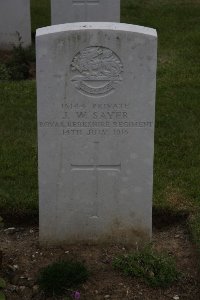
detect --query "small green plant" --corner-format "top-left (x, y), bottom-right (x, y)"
top-left (0, 291), bottom-right (6, 300)
top-left (0, 32), bottom-right (35, 81)
top-left (113, 247), bottom-right (180, 288)
top-left (0, 278), bottom-right (6, 300)
top-left (6, 43), bottom-right (35, 80)
top-left (38, 260), bottom-right (88, 296)
top-left (0, 63), bottom-right (11, 81)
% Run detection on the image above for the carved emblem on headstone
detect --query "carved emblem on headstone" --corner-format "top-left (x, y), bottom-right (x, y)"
top-left (70, 46), bottom-right (123, 96)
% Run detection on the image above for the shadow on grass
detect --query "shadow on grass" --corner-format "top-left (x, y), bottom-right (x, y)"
top-left (1, 206), bottom-right (190, 229)
top-left (153, 206), bottom-right (189, 229)
top-left (0, 211), bottom-right (38, 227)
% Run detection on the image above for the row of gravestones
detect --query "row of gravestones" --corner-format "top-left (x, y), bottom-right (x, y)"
top-left (2, 0), bottom-right (157, 245)
top-left (0, 0), bottom-right (120, 49)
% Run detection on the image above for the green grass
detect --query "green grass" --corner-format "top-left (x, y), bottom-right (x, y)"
top-left (113, 247), bottom-right (180, 287)
top-left (0, 0), bottom-right (200, 255)
top-left (0, 81), bottom-right (38, 214)
top-left (31, 0), bottom-right (51, 34)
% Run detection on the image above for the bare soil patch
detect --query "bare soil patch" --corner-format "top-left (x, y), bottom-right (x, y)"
top-left (0, 223), bottom-right (199, 300)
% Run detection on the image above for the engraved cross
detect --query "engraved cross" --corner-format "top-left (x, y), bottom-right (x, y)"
top-left (73, 0), bottom-right (100, 4)
top-left (71, 141), bottom-right (121, 216)
top-left (73, 0), bottom-right (100, 20)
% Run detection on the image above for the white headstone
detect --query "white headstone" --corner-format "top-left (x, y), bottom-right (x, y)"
top-left (37, 23), bottom-right (157, 245)
top-left (0, 0), bottom-right (31, 50)
top-left (51, 0), bottom-right (120, 24)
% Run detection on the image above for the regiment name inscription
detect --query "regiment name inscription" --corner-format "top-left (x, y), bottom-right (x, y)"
top-left (39, 102), bottom-right (153, 136)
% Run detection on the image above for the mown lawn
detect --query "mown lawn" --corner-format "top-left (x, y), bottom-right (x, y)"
top-left (0, 81), bottom-right (37, 211)
top-left (0, 0), bottom-right (200, 252)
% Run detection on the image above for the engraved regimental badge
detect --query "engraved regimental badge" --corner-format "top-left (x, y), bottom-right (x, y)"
top-left (70, 46), bottom-right (123, 97)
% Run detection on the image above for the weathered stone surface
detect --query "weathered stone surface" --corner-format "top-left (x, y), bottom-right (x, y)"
top-left (36, 23), bottom-right (157, 245)
top-left (51, 0), bottom-right (120, 24)
top-left (0, 0), bottom-right (31, 49)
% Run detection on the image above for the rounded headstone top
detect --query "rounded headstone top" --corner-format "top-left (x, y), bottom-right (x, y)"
top-left (36, 22), bottom-right (157, 38)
